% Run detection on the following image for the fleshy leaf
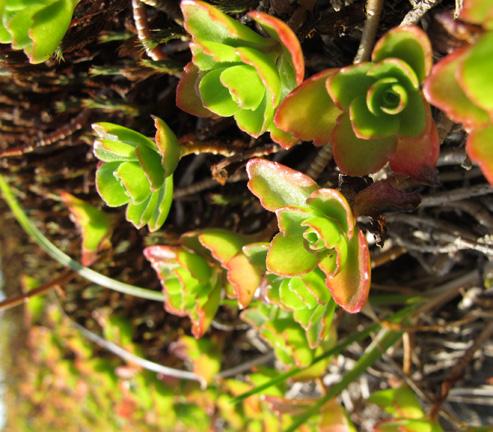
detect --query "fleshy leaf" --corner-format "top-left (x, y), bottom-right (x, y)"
top-left (95, 162), bottom-right (129, 207)
top-left (307, 188), bottom-right (355, 237)
top-left (147, 175), bottom-right (174, 232)
top-left (181, 0), bottom-right (267, 48)
top-left (397, 90), bottom-right (427, 137)
top-left (153, 116), bottom-right (183, 178)
top-left (332, 112), bottom-right (396, 176)
top-left (274, 69), bottom-right (341, 147)
top-left (199, 68), bottom-right (238, 116)
top-left (459, 32), bottom-right (493, 117)
top-left (198, 229), bottom-right (245, 265)
top-left (60, 192), bottom-right (113, 266)
top-left (466, 125), bottom-right (493, 184)
top-left (246, 158), bottom-right (318, 212)
top-left (248, 11), bottom-right (304, 86)
top-left (369, 385), bottom-right (424, 419)
top-left (325, 229), bottom-right (371, 313)
top-left (176, 62), bottom-right (215, 118)
top-left (92, 122), bottom-right (156, 151)
top-left (267, 208), bottom-right (318, 276)
top-left (390, 104), bottom-right (439, 180)
top-left (114, 162), bottom-right (151, 204)
top-left (135, 144), bottom-right (165, 191)
top-left (225, 253), bottom-right (262, 308)
top-left (327, 63), bottom-right (374, 110)
top-left (220, 65), bottom-right (265, 110)
top-left (371, 25), bottom-right (432, 83)
top-left (349, 95), bottom-right (400, 139)
top-left (460, 0), bottom-right (493, 28)
top-left (424, 48), bottom-right (490, 128)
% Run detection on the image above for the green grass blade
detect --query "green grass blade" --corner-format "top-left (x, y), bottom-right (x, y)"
top-left (285, 328), bottom-right (403, 432)
top-left (0, 175), bottom-right (164, 302)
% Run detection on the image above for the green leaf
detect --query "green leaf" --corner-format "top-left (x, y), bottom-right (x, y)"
top-left (220, 65), bottom-right (265, 110)
top-left (135, 144), bottom-right (165, 191)
top-left (153, 116), bottom-right (183, 178)
top-left (369, 385), bottom-right (424, 419)
top-left (372, 25), bottom-right (432, 83)
top-left (326, 63), bottom-right (374, 109)
top-left (424, 48), bottom-right (490, 128)
top-left (147, 175), bottom-right (174, 232)
top-left (267, 208), bottom-right (318, 276)
top-left (460, 0), bottom-right (493, 27)
top-left (274, 69), bottom-right (342, 146)
top-left (95, 162), bottom-right (129, 207)
top-left (396, 90), bottom-right (426, 137)
top-left (466, 125), bottom-right (493, 184)
top-left (225, 253), bottom-right (262, 308)
top-left (367, 58), bottom-right (419, 92)
top-left (114, 161), bottom-right (151, 204)
top-left (198, 228), bottom-right (245, 265)
top-left (349, 95), bottom-right (400, 139)
top-left (459, 32), bottom-right (493, 116)
top-left (190, 40), bottom-right (241, 70)
top-left (125, 198), bottom-right (149, 229)
top-left (60, 191), bottom-right (113, 266)
top-left (181, 0), bottom-right (267, 48)
top-left (246, 158), bottom-right (318, 212)
top-left (199, 67), bottom-right (238, 116)
top-left (301, 216), bottom-right (341, 251)
top-left (234, 99), bottom-right (266, 137)
top-left (326, 229), bottom-right (371, 313)
top-left (92, 122), bottom-right (156, 151)
top-left (331, 112), bottom-right (396, 176)
top-left (93, 138), bottom-right (138, 162)
top-left (176, 62), bottom-right (215, 118)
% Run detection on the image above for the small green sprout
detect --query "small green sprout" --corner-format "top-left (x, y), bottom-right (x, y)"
top-left (60, 191), bottom-right (113, 266)
top-left (0, 0), bottom-right (79, 63)
top-left (424, 0), bottom-right (493, 184)
top-left (92, 117), bottom-right (180, 232)
top-left (176, 0), bottom-right (304, 144)
top-left (275, 26), bottom-right (439, 179)
top-left (247, 158), bottom-right (371, 313)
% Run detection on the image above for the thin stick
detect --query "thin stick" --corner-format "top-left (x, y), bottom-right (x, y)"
top-left (132, 0), bottom-right (167, 61)
top-left (306, 144), bottom-right (332, 180)
top-left (419, 184), bottom-right (493, 207)
top-left (353, 0), bottom-right (384, 63)
top-left (0, 271), bottom-right (74, 312)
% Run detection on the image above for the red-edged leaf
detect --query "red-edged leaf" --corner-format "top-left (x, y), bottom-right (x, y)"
top-left (458, 32), bottom-right (493, 118)
top-left (60, 192), bottom-right (113, 266)
top-left (176, 62), bottom-right (214, 118)
top-left (466, 125), bottom-right (493, 184)
top-left (181, 0), bottom-right (267, 47)
top-left (153, 116), bottom-right (183, 178)
top-left (197, 229), bottom-right (245, 266)
top-left (389, 103), bottom-right (439, 180)
top-left (325, 229), bottom-right (371, 313)
top-left (306, 188), bottom-right (355, 237)
top-left (331, 112), bottom-right (396, 176)
top-left (246, 158), bottom-right (318, 211)
top-left (372, 25), bottom-right (432, 83)
top-left (248, 11), bottom-right (304, 86)
top-left (460, 0), bottom-right (493, 28)
top-left (192, 283), bottom-right (221, 338)
top-left (274, 69), bottom-right (342, 147)
top-left (424, 48), bottom-right (490, 129)
top-left (225, 253), bottom-right (262, 308)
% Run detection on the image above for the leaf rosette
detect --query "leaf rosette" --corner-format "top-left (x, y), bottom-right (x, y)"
top-left (275, 26), bottom-right (439, 179)
top-left (176, 0), bottom-right (304, 143)
top-left (424, 0), bottom-right (493, 184)
top-left (247, 159), bottom-right (371, 313)
top-left (92, 117), bottom-right (180, 232)
top-left (0, 0), bottom-right (79, 63)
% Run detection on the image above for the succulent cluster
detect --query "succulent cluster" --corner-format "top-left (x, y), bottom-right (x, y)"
top-left (275, 26), bottom-right (439, 179)
top-left (93, 117), bottom-right (180, 232)
top-left (0, 0), bottom-right (79, 63)
top-left (176, 0), bottom-right (304, 144)
top-left (247, 159), bottom-right (371, 313)
top-left (424, 0), bottom-right (493, 184)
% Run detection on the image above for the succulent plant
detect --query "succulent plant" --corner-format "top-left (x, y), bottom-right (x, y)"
top-left (176, 0), bottom-right (304, 144)
top-left (265, 270), bottom-right (336, 349)
top-left (275, 26), bottom-right (439, 179)
top-left (0, 0), bottom-right (79, 63)
top-left (144, 228), bottom-right (265, 337)
top-left (92, 117), bottom-right (181, 232)
top-left (424, 0), bottom-right (493, 184)
top-left (247, 158), bottom-right (371, 313)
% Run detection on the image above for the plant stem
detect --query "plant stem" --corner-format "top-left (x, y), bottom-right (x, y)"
top-left (0, 271), bottom-right (74, 312)
top-left (353, 0), bottom-right (384, 63)
top-left (132, 0), bottom-right (167, 61)
top-left (0, 175), bottom-right (164, 302)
